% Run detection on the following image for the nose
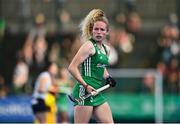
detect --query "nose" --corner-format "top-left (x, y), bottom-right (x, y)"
top-left (97, 29), bottom-right (101, 33)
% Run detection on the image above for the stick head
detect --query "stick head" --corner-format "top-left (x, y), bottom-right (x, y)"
top-left (68, 94), bottom-right (89, 104)
top-left (68, 94), bottom-right (84, 104)
top-left (68, 94), bottom-right (78, 103)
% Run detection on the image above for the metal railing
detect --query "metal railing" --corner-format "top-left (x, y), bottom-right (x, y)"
top-left (108, 68), bottom-right (163, 123)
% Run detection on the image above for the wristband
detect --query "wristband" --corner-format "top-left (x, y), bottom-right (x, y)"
top-left (105, 75), bottom-right (112, 79)
top-left (84, 84), bottom-right (89, 89)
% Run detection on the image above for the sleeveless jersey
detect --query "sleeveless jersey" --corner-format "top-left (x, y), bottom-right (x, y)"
top-left (32, 71), bottom-right (52, 100)
top-left (72, 39), bottom-right (109, 106)
top-left (81, 39), bottom-right (108, 80)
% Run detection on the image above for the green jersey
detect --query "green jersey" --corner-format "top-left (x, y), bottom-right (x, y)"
top-left (72, 39), bottom-right (109, 106)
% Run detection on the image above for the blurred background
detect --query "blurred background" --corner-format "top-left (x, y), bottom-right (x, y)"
top-left (0, 0), bottom-right (180, 123)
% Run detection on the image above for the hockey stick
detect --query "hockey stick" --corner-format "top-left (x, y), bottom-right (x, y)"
top-left (68, 84), bottom-right (110, 104)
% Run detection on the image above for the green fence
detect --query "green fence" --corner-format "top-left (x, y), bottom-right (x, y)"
top-left (105, 93), bottom-right (180, 122)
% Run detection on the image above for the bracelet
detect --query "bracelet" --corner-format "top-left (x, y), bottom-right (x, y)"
top-left (84, 84), bottom-right (89, 89)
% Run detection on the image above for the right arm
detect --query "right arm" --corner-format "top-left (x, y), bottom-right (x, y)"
top-left (68, 41), bottom-right (96, 93)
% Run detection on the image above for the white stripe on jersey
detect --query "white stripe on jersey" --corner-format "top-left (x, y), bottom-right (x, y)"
top-left (84, 57), bottom-right (91, 76)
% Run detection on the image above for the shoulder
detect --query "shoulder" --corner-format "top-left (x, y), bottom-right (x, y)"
top-left (80, 40), bottom-right (95, 55)
top-left (39, 72), bottom-right (51, 79)
top-left (81, 40), bottom-right (94, 48)
top-left (38, 72), bottom-right (51, 84)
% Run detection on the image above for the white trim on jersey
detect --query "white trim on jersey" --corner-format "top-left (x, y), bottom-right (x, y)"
top-left (84, 57), bottom-right (91, 77)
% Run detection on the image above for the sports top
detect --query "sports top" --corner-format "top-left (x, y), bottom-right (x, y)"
top-left (32, 72), bottom-right (52, 100)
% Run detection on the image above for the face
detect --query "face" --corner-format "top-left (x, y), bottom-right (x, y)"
top-left (49, 63), bottom-right (58, 76)
top-left (92, 21), bottom-right (108, 42)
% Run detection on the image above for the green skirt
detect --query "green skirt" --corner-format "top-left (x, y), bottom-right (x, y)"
top-left (72, 77), bottom-right (106, 106)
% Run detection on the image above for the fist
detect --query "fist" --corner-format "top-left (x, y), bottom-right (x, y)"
top-left (106, 76), bottom-right (116, 87)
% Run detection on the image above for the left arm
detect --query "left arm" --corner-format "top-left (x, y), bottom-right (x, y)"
top-left (103, 44), bottom-right (116, 87)
top-left (103, 44), bottom-right (111, 79)
top-left (104, 68), bottom-right (110, 79)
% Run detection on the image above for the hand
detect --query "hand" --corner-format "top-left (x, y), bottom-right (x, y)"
top-left (84, 84), bottom-right (97, 95)
top-left (106, 76), bottom-right (116, 87)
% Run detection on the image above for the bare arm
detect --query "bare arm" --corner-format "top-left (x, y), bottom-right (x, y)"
top-left (103, 44), bottom-right (117, 87)
top-left (104, 44), bottom-right (111, 78)
top-left (104, 68), bottom-right (110, 79)
top-left (68, 41), bottom-right (95, 89)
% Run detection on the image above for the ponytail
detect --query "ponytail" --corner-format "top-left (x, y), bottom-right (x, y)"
top-left (79, 9), bottom-right (109, 40)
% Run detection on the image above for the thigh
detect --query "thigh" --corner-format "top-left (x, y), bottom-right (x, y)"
top-left (35, 112), bottom-right (47, 123)
top-left (74, 105), bottom-right (93, 123)
top-left (93, 102), bottom-right (114, 123)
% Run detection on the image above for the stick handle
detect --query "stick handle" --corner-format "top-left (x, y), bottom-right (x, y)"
top-left (72, 84), bottom-right (111, 103)
top-left (82, 84), bottom-right (110, 100)
top-left (91, 84), bottom-right (110, 95)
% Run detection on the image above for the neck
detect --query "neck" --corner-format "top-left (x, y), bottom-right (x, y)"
top-left (91, 38), bottom-right (103, 43)
top-left (91, 38), bottom-right (103, 48)
top-left (97, 42), bottom-right (103, 50)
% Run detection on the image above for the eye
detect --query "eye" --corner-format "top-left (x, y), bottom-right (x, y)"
top-left (101, 28), bottom-right (105, 31)
top-left (94, 28), bottom-right (99, 31)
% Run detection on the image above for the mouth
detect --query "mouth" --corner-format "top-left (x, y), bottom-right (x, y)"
top-left (96, 36), bottom-right (102, 39)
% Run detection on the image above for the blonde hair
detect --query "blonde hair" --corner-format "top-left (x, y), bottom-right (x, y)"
top-left (79, 9), bottom-right (109, 40)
